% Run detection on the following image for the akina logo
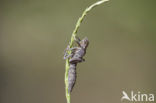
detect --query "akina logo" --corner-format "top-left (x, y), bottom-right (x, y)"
top-left (121, 91), bottom-right (154, 102)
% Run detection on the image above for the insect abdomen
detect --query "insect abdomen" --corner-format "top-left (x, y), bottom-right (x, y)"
top-left (68, 64), bottom-right (77, 93)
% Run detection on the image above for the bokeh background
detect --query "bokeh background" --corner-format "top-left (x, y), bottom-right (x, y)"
top-left (0, 0), bottom-right (156, 103)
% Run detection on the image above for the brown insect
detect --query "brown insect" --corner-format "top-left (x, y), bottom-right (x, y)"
top-left (64, 36), bottom-right (89, 93)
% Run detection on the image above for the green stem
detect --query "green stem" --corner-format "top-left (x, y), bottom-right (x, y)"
top-left (65, 0), bottom-right (109, 103)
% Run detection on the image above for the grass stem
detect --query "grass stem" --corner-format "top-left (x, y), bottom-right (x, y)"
top-left (64, 1), bottom-right (109, 103)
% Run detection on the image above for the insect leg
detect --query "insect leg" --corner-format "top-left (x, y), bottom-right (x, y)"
top-left (74, 36), bottom-right (81, 47)
top-left (69, 57), bottom-right (84, 64)
top-left (82, 58), bottom-right (85, 62)
top-left (64, 54), bottom-right (73, 59)
top-left (64, 47), bottom-right (78, 59)
top-left (69, 47), bottom-right (79, 52)
top-left (63, 45), bottom-right (71, 59)
top-left (75, 36), bottom-right (81, 41)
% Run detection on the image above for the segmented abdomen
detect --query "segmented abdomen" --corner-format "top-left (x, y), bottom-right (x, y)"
top-left (68, 64), bottom-right (77, 93)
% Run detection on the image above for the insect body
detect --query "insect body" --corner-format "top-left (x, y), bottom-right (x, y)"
top-left (68, 63), bottom-right (77, 92)
top-left (64, 36), bottom-right (89, 93)
top-left (69, 37), bottom-right (89, 64)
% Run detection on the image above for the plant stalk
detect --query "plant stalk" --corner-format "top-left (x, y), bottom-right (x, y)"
top-left (65, 0), bottom-right (109, 103)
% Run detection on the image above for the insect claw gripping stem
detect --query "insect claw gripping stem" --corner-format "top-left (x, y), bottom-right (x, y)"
top-left (63, 45), bottom-right (70, 59)
top-left (74, 36), bottom-right (81, 41)
top-left (64, 54), bottom-right (73, 60)
top-left (74, 36), bottom-right (81, 47)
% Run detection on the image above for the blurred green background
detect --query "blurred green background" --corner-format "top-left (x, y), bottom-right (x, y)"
top-left (0, 0), bottom-right (156, 103)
